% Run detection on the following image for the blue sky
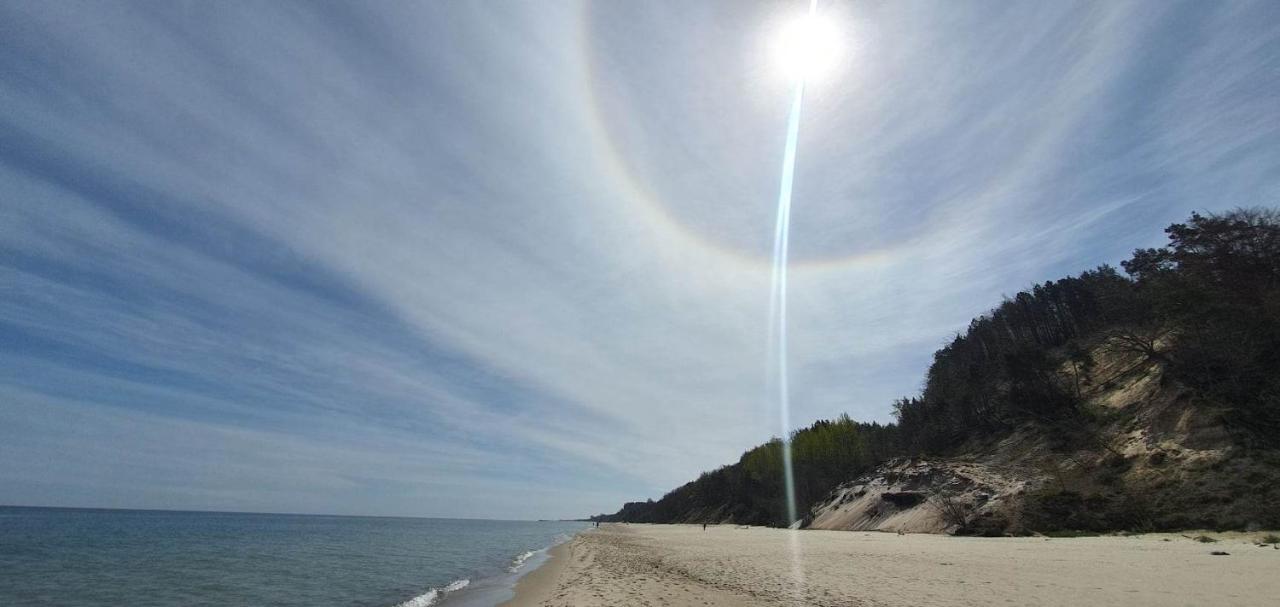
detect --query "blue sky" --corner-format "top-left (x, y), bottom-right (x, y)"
top-left (1, 1), bottom-right (1277, 519)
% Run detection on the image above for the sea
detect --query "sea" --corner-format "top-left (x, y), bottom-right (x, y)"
top-left (0, 506), bottom-right (587, 607)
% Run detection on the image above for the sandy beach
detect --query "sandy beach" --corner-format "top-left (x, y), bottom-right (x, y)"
top-left (503, 524), bottom-right (1280, 606)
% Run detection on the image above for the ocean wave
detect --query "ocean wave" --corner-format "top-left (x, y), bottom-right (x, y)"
top-left (508, 550), bottom-right (537, 572)
top-left (397, 579), bottom-right (470, 607)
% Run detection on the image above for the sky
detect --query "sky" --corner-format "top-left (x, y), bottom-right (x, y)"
top-left (1, 0), bottom-right (1278, 520)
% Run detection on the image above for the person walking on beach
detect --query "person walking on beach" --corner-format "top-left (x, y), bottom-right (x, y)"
top-left (702, 523), bottom-right (707, 531)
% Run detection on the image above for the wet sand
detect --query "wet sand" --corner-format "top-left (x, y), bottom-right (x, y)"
top-left (502, 524), bottom-right (1280, 606)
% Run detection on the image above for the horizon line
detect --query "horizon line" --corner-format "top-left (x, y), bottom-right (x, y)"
top-left (0, 503), bottom-right (589, 523)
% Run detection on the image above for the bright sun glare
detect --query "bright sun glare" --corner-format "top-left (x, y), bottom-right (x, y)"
top-left (774, 13), bottom-right (841, 82)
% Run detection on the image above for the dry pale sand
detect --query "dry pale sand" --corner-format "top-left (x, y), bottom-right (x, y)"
top-left (502, 524), bottom-right (1280, 607)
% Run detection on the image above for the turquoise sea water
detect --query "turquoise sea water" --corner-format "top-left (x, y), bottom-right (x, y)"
top-left (0, 506), bottom-right (585, 607)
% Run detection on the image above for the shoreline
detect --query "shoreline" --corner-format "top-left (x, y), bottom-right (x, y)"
top-left (440, 529), bottom-right (584, 607)
top-left (500, 523), bottom-right (1280, 606)
top-left (497, 536), bottom-right (576, 607)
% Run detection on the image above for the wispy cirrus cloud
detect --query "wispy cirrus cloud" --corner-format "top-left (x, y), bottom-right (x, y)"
top-left (2, 0), bottom-right (1277, 518)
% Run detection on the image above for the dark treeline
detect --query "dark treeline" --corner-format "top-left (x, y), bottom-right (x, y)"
top-left (596, 209), bottom-right (1280, 526)
top-left (1124, 209), bottom-right (1280, 440)
top-left (602, 415), bottom-right (898, 526)
top-left (898, 207), bottom-right (1280, 452)
top-left (893, 264), bottom-right (1132, 453)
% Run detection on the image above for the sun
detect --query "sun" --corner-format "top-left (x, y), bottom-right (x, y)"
top-left (773, 13), bottom-right (841, 83)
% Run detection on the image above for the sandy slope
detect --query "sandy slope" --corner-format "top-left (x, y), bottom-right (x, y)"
top-left (502, 524), bottom-right (1280, 607)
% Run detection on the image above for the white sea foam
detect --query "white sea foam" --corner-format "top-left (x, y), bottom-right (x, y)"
top-left (508, 550), bottom-right (537, 572)
top-left (397, 579), bottom-right (470, 607)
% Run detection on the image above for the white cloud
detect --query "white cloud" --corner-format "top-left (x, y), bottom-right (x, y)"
top-left (2, 0), bottom-right (1277, 517)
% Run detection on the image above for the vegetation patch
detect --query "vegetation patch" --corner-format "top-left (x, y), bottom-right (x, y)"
top-left (594, 209), bottom-right (1280, 533)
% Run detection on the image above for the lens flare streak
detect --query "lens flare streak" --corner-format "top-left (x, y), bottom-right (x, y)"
top-left (769, 73), bottom-right (805, 529)
top-left (767, 0), bottom-right (820, 602)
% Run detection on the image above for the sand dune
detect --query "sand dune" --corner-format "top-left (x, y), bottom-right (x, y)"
top-left (503, 524), bottom-right (1280, 606)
